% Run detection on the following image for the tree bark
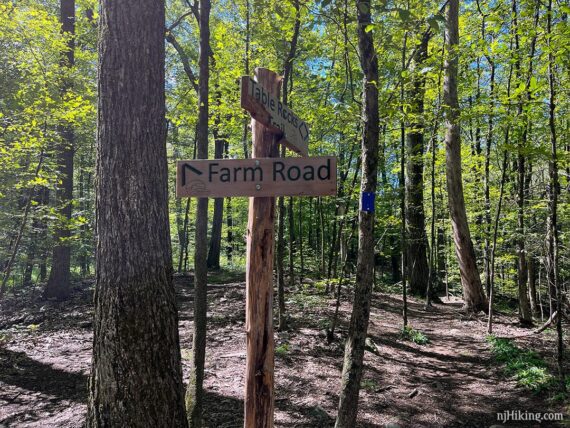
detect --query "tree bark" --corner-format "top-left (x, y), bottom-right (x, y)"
top-left (443, 0), bottom-right (487, 313)
top-left (87, 0), bottom-right (187, 425)
top-left (513, 0), bottom-right (538, 327)
top-left (44, 0), bottom-right (75, 300)
top-left (335, 0), bottom-right (379, 425)
top-left (528, 256), bottom-right (538, 315)
top-left (186, 0), bottom-right (211, 425)
top-left (405, 31), bottom-right (431, 297)
top-left (546, 0), bottom-right (565, 391)
top-left (207, 69), bottom-right (225, 270)
top-left (276, 0), bottom-right (300, 329)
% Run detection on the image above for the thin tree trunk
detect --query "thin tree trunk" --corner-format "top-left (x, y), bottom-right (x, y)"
top-left (276, 0), bottom-right (300, 329)
top-left (444, 0), bottom-right (487, 313)
top-left (298, 198), bottom-right (304, 285)
top-left (225, 204), bottom-right (233, 263)
top-left (335, 0), bottom-right (379, 424)
top-left (483, 61), bottom-right (495, 296)
top-left (87, 0), bottom-right (187, 424)
top-left (319, 197), bottom-right (326, 276)
top-left (179, 198), bottom-right (191, 273)
top-left (546, 0), bottom-right (564, 391)
top-left (487, 152), bottom-right (508, 334)
top-left (207, 68), bottom-right (225, 270)
top-left (1, 153), bottom-right (45, 298)
top-left (528, 256), bottom-right (538, 315)
top-left (242, 0), bottom-right (251, 158)
top-left (186, 0), bottom-right (210, 426)
top-left (288, 197), bottom-right (295, 287)
top-left (513, 0), bottom-right (538, 327)
top-left (400, 31), bottom-right (408, 326)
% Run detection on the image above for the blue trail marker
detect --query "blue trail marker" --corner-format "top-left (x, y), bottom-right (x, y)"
top-left (360, 191), bottom-right (375, 213)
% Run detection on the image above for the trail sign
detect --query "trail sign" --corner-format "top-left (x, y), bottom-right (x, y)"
top-left (176, 157), bottom-right (336, 198)
top-left (176, 68), bottom-right (336, 428)
top-left (240, 76), bottom-right (309, 156)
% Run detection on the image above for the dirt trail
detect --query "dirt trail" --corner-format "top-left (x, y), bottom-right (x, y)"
top-left (0, 277), bottom-right (566, 427)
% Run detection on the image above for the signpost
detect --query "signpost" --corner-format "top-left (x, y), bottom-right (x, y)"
top-left (176, 157), bottom-right (336, 198)
top-left (176, 67), bottom-right (336, 428)
top-left (240, 76), bottom-right (309, 156)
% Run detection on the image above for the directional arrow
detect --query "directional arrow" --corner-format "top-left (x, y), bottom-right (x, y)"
top-left (181, 163), bottom-right (203, 186)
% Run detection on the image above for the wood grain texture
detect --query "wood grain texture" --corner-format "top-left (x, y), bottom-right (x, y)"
top-left (240, 76), bottom-right (309, 156)
top-left (176, 157), bottom-right (336, 198)
top-left (244, 67), bottom-right (279, 428)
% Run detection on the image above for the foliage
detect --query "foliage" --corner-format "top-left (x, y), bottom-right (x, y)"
top-left (486, 335), bottom-right (553, 393)
top-left (0, 0), bottom-right (567, 308)
top-left (275, 342), bottom-right (290, 358)
top-left (400, 325), bottom-right (429, 345)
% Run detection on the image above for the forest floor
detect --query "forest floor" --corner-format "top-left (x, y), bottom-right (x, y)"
top-left (0, 272), bottom-right (568, 427)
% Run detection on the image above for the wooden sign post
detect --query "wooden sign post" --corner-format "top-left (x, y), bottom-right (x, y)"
top-left (175, 67), bottom-right (336, 428)
top-left (243, 67), bottom-right (279, 428)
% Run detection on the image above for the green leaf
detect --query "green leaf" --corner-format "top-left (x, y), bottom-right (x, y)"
top-left (427, 17), bottom-right (439, 32)
top-left (365, 24), bottom-right (375, 33)
top-left (529, 76), bottom-right (538, 91)
top-left (397, 8), bottom-right (411, 22)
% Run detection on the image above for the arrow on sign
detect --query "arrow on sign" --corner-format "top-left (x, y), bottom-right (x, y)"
top-left (181, 163), bottom-right (203, 186)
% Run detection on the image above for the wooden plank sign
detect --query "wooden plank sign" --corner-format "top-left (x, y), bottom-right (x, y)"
top-left (176, 156), bottom-right (336, 198)
top-left (240, 76), bottom-right (309, 157)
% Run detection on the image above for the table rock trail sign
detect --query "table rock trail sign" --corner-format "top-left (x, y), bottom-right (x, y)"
top-left (240, 76), bottom-right (309, 156)
top-left (176, 157), bottom-right (336, 198)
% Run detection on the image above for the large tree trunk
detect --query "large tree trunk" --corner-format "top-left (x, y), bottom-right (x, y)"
top-left (187, 0), bottom-right (211, 426)
top-left (405, 31), bottom-right (431, 297)
top-left (335, 0), bottom-right (379, 425)
top-left (44, 0), bottom-right (75, 300)
top-left (87, 0), bottom-right (188, 425)
top-left (443, 0), bottom-right (487, 313)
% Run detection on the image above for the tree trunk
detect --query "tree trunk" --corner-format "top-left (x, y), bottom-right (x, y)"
top-left (513, 0), bottom-right (538, 327)
top-left (207, 74), bottom-right (225, 270)
top-left (546, 0), bottom-right (564, 391)
top-left (335, 0), bottom-right (379, 425)
top-left (528, 256), bottom-right (538, 315)
top-left (405, 31), bottom-right (431, 297)
top-left (44, 0), bottom-right (75, 300)
top-left (276, 0), bottom-right (300, 329)
top-left (186, 0), bottom-right (211, 425)
top-left (487, 152), bottom-right (508, 334)
top-left (87, 0), bottom-right (188, 425)
top-left (483, 67), bottom-right (495, 295)
top-left (400, 31), bottom-right (408, 326)
top-left (288, 197), bottom-right (295, 287)
top-left (443, 0), bottom-right (487, 313)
